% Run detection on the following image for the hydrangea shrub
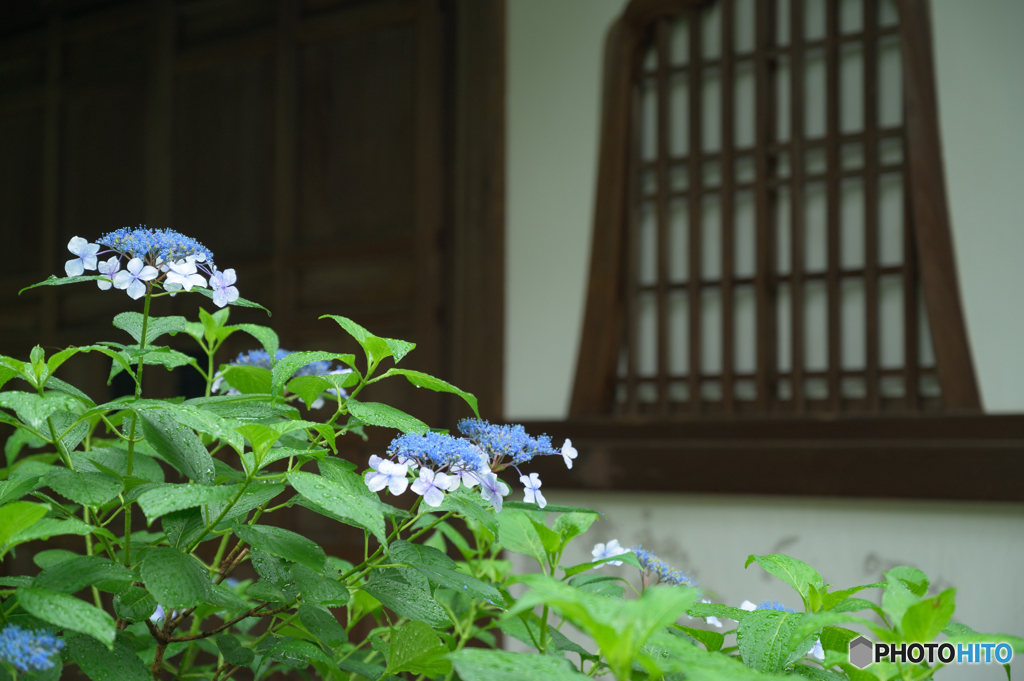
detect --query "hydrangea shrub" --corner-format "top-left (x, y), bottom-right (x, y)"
top-left (0, 227), bottom-right (1019, 680)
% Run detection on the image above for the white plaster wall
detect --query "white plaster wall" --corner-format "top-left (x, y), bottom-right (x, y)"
top-left (506, 0), bottom-right (1024, 418)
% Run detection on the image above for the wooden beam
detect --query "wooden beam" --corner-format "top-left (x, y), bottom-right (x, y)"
top-left (896, 0), bottom-right (981, 410)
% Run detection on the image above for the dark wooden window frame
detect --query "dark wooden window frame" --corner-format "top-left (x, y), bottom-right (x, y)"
top-left (525, 0), bottom-right (1024, 503)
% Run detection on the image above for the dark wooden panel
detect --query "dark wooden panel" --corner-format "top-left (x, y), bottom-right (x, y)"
top-left (296, 19), bottom-right (416, 246)
top-left (523, 415), bottom-right (1024, 502)
top-left (172, 55), bottom-right (275, 259)
top-left (0, 109), bottom-right (44, 276)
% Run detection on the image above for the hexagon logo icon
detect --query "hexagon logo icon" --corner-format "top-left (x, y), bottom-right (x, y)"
top-left (849, 636), bottom-right (874, 669)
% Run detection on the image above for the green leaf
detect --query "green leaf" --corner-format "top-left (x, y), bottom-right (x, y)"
top-left (48, 410), bottom-right (89, 453)
top-left (72, 448), bottom-right (164, 484)
top-left (391, 540), bottom-right (503, 607)
top-left (503, 501), bottom-right (600, 514)
top-left (0, 391), bottom-right (81, 431)
top-left (66, 631), bottom-right (150, 680)
top-left (745, 554), bottom-right (823, 610)
top-left (886, 565), bottom-right (929, 596)
top-left (736, 609), bottom-right (808, 673)
top-left (822, 582), bottom-right (885, 610)
top-left (901, 588), bottom-right (956, 642)
top-left (112, 312), bottom-right (186, 345)
top-left (881, 571), bottom-right (922, 627)
top-left (232, 524), bottom-right (326, 572)
top-left (137, 483), bottom-right (239, 521)
top-left (113, 586), bottom-right (158, 622)
top-left (34, 556), bottom-right (133, 593)
top-left (106, 345), bottom-right (198, 383)
top-left (33, 548), bottom-right (80, 569)
top-left (363, 568), bottom-right (452, 628)
top-left (0, 475), bottom-right (41, 504)
top-left (497, 510), bottom-right (548, 567)
top-left (506, 574), bottom-right (699, 681)
top-left (286, 376), bottom-right (331, 408)
top-left (6, 428), bottom-right (47, 467)
top-left (220, 366), bottom-right (272, 395)
top-left (263, 636), bottom-right (335, 668)
top-left (230, 324), bottom-right (279, 361)
top-left (0, 501), bottom-right (49, 550)
top-left (437, 487), bottom-right (498, 538)
top-left (18, 586), bottom-right (116, 646)
top-left (345, 398), bottom-right (429, 434)
top-left (42, 376), bottom-right (95, 406)
top-left (133, 407), bottom-right (215, 484)
top-left (687, 602), bottom-right (752, 622)
top-left (497, 612), bottom-right (596, 659)
top-left (287, 470), bottom-right (387, 545)
top-left (270, 351), bottom-right (342, 398)
top-left (562, 551), bottom-right (643, 577)
top-left (385, 620), bottom-right (452, 678)
top-left (140, 547), bottom-right (212, 609)
top-left (9, 517), bottom-right (93, 544)
top-left (44, 468), bottom-right (121, 506)
top-left (19, 274), bottom-right (108, 293)
top-left (246, 580), bottom-right (287, 602)
top-left (215, 634), bottom-right (255, 666)
top-left (553, 511), bottom-right (598, 544)
top-left (376, 369), bottom-right (478, 417)
top-left (297, 604), bottom-right (347, 647)
top-left (190, 286), bottom-right (270, 314)
top-left (448, 649), bottom-right (589, 681)
top-left (672, 624), bottom-right (726, 652)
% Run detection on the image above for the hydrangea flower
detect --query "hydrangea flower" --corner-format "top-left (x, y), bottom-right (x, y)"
top-left (210, 268), bottom-right (239, 307)
top-left (520, 472), bottom-right (546, 508)
top-left (365, 460), bottom-right (409, 496)
top-left (561, 439), bottom-right (578, 469)
top-left (0, 624), bottom-right (64, 672)
top-left (113, 257), bottom-right (159, 300)
top-left (387, 432), bottom-right (488, 473)
top-left (98, 226), bottom-right (214, 264)
top-left (591, 539), bottom-right (629, 567)
top-left (809, 639), bottom-right (824, 661)
top-left (64, 236), bottom-right (99, 276)
top-left (411, 468), bottom-right (450, 507)
top-left (96, 256), bottom-right (119, 290)
top-left (757, 600), bottom-right (797, 613)
top-left (164, 258), bottom-right (206, 292)
top-left (477, 471), bottom-right (510, 512)
top-left (633, 546), bottom-right (698, 587)
top-left (458, 419), bottom-right (558, 466)
top-left (61, 226), bottom-right (242, 307)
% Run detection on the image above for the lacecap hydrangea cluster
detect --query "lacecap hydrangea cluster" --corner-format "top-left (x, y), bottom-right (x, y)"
top-left (0, 624), bottom-right (64, 672)
top-left (363, 419), bottom-right (578, 512)
top-left (213, 349), bottom-right (351, 408)
top-left (63, 226), bottom-right (239, 306)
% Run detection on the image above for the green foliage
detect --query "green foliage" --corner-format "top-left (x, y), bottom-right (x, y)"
top-left (1, 269), bottom-right (1017, 681)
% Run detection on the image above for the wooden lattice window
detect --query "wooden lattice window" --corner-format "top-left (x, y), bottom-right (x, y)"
top-left (572, 0), bottom-right (979, 417)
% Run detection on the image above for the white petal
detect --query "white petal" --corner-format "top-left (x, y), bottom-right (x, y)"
top-left (423, 486), bottom-right (445, 507)
top-left (112, 270), bottom-right (133, 289)
top-left (213, 289), bottom-right (228, 307)
top-left (739, 600), bottom-right (758, 612)
top-left (65, 258), bottom-right (85, 277)
top-left (67, 236), bottom-right (88, 255)
top-left (388, 475), bottom-right (409, 496)
top-left (138, 265), bottom-right (159, 281)
top-left (222, 268), bottom-right (237, 285)
top-left (126, 279), bottom-right (147, 300)
top-left (126, 258), bottom-right (144, 275)
top-left (97, 279), bottom-right (112, 290)
top-left (368, 455), bottom-right (383, 471)
top-left (82, 254), bottom-right (98, 271)
top-left (366, 472), bottom-right (389, 492)
top-left (534, 489), bottom-right (547, 509)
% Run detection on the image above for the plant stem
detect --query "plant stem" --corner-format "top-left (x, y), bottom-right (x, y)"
top-left (123, 288), bottom-right (152, 568)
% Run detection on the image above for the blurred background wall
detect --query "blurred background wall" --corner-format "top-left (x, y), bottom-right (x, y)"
top-left (506, 4), bottom-right (1024, 677)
